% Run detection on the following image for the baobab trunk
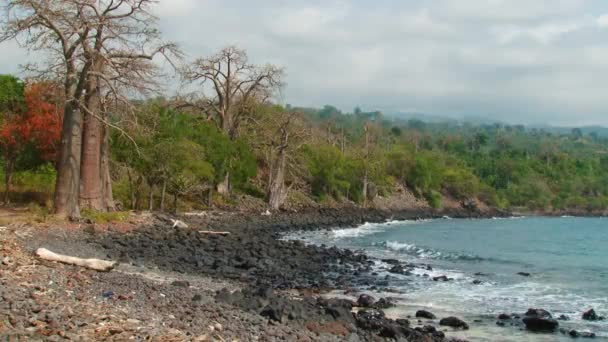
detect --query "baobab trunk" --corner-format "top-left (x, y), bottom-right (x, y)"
top-left (54, 101), bottom-right (83, 219)
top-left (268, 150), bottom-right (287, 210)
top-left (79, 81), bottom-right (105, 211)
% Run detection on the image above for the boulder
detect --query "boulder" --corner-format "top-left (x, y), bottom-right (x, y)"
top-left (357, 294), bottom-right (376, 308)
top-left (432, 275), bottom-right (449, 282)
top-left (356, 309), bottom-right (386, 330)
top-left (415, 310), bottom-right (436, 319)
top-left (373, 298), bottom-right (396, 309)
top-left (522, 308), bottom-right (558, 332)
top-left (439, 316), bottom-right (469, 330)
top-left (582, 308), bottom-right (600, 321)
top-left (498, 313), bottom-right (511, 320)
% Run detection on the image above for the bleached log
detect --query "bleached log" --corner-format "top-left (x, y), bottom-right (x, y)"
top-left (171, 219), bottom-right (189, 229)
top-left (36, 248), bottom-right (116, 272)
top-left (198, 230), bottom-right (231, 236)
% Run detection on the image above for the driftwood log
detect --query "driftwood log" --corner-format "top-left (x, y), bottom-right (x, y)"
top-left (199, 230), bottom-right (231, 236)
top-left (36, 248), bottom-right (117, 272)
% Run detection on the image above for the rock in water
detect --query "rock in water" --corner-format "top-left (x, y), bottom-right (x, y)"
top-left (517, 272), bottom-right (531, 277)
top-left (582, 308), bottom-right (599, 321)
top-left (439, 316), bottom-right (469, 330)
top-left (415, 310), bottom-right (436, 319)
top-left (357, 294), bottom-right (376, 308)
top-left (432, 275), bottom-right (450, 282)
top-left (522, 308), bottom-right (559, 332)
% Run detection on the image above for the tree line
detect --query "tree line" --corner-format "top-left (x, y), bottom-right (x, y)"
top-left (1, 1), bottom-right (607, 218)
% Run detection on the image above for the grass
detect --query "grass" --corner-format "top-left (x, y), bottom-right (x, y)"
top-left (81, 208), bottom-right (130, 224)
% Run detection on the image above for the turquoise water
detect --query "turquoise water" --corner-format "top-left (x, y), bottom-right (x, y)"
top-left (288, 217), bottom-right (608, 340)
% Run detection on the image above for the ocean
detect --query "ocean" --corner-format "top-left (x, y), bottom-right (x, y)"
top-left (286, 217), bottom-right (608, 341)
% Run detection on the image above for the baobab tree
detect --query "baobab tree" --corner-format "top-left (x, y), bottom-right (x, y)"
top-left (181, 46), bottom-right (284, 194)
top-left (254, 110), bottom-right (309, 210)
top-left (1, 0), bottom-right (179, 218)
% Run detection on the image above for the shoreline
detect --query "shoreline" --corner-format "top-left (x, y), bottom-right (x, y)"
top-left (1, 207), bottom-right (603, 341)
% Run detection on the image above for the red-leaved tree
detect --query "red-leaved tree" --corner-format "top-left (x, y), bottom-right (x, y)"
top-left (0, 82), bottom-right (62, 203)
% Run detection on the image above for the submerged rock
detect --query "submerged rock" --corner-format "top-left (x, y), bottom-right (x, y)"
top-left (432, 275), bottom-right (450, 282)
top-left (522, 308), bottom-right (558, 332)
top-left (439, 316), bottom-right (469, 330)
top-left (517, 272), bottom-right (531, 277)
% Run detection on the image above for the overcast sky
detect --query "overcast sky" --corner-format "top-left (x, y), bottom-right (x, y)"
top-left (2, 0), bottom-right (608, 126)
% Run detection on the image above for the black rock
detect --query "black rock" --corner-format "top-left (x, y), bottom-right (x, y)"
top-left (357, 294), bottom-right (376, 308)
top-left (356, 309), bottom-right (386, 330)
top-left (582, 308), bottom-right (599, 321)
top-left (569, 330), bottom-right (580, 338)
top-left (171, 280), bottom-right (190, 288)
top-left (498, 313), bottom-right (511, 320)
top-left (260, 305), bottom-right (283, 322)
top-left (439, 316), bottom-right (469, 330)
top-left (415, 310), bottom-right (436, 319)
top-left (472, 279), bottom-right (483, 285)
top-left (557, 314), bottom-right (570, 321)
top-left (395, 318), bottom-right (410, 327)
top-left (522, 308), bottom-right (558, 332)
top-left (496, 321), bottom-right (505, 327)
top-left (373, 297), bottom-right (396, 309)
top-left (432, 275), bottom-right (449, 282)
top-left (517, 272), bottom-right (531, 277)
top-left (581, 332), bottom-right (596, 338)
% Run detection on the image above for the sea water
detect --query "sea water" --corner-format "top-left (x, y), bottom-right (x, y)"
top-left (286, 217), bottom-right (608, 341)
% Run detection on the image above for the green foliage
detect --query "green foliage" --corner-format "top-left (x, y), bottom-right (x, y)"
top-left (0, 75), bottom-right (25, 114)
top-left (81, 208), bottom-right (129, 224)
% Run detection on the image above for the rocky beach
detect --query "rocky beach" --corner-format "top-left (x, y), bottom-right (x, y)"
top-left (1, 208), bottom-right (603, 341)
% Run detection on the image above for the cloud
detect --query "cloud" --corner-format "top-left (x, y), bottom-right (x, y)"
top-left (2, 0), bottom-right (608, 125)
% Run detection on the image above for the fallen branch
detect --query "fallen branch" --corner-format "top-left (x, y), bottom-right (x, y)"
top-left (198, 230), bottom-right (231, 236)
top-left (35, 248), bottom-right (117, 272)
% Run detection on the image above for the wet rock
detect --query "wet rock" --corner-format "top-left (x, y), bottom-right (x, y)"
top-left (557, 314), bottom-right (569, 321)
top-left (373, 298), bottom-right (395, 309)
top-left (496, 321), bottom-right (506, 327)
top-left (356, 309), bottom-right (386, 330)
top-left (432, 275), bottom-right (449, 282)
top-left (582, 308), bottom-right (600, 321)
top-left (522, 308), bottom-right (558, 332)
top-left (356, 294), bottom-right (376, 308)
top-left (472, 279), bottom-right (483, 285)
top-left (439, 316), bottom-right (469, 330)
top-left (498, 313), bottom-right (511, 320)
top-left (517, 272), bottom-right (531, 277)
top-left (415, 310), bottom-right (436, 320)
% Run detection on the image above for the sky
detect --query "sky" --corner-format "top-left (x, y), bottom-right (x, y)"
top-left (2, 0), bottom-right (608, 126)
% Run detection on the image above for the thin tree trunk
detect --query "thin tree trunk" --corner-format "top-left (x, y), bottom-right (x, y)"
top-left (79, 75), bottom-right (105, 211)
top-left (148, 184), bottom-right (154, 211)
top-left (207, 186), bottom-right (213, 207)
top-left (160, 179), bottom-right (167, 211)
top-left (134, 175), bottom-right (143, 210)
top-left (54, 100), bottom-right (83, 219)
top-left (3, 157), bottom-right (14, 204)
top-left (100, 123), bottom-right (115, 211)
top-left (362, 123), bottom-right (369, 207)
top-left (217, 173), bottom-right (230, 195)
top-left (173, 193), bottom-right (178, 214)
top-left (127, 169), bottom-right (135, 210)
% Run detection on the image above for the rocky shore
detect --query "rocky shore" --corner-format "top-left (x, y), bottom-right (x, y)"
top-left (2, 206), bottom-right (601, 341)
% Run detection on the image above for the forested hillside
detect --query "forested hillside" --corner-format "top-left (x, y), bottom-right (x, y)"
top-left (2, 76), bottom-right (607, 215)
top-left (1, 1), bottom-right (607, 218)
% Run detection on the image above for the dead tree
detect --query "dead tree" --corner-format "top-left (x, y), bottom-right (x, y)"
top-left (182, 46), bottom-right (284, 194)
